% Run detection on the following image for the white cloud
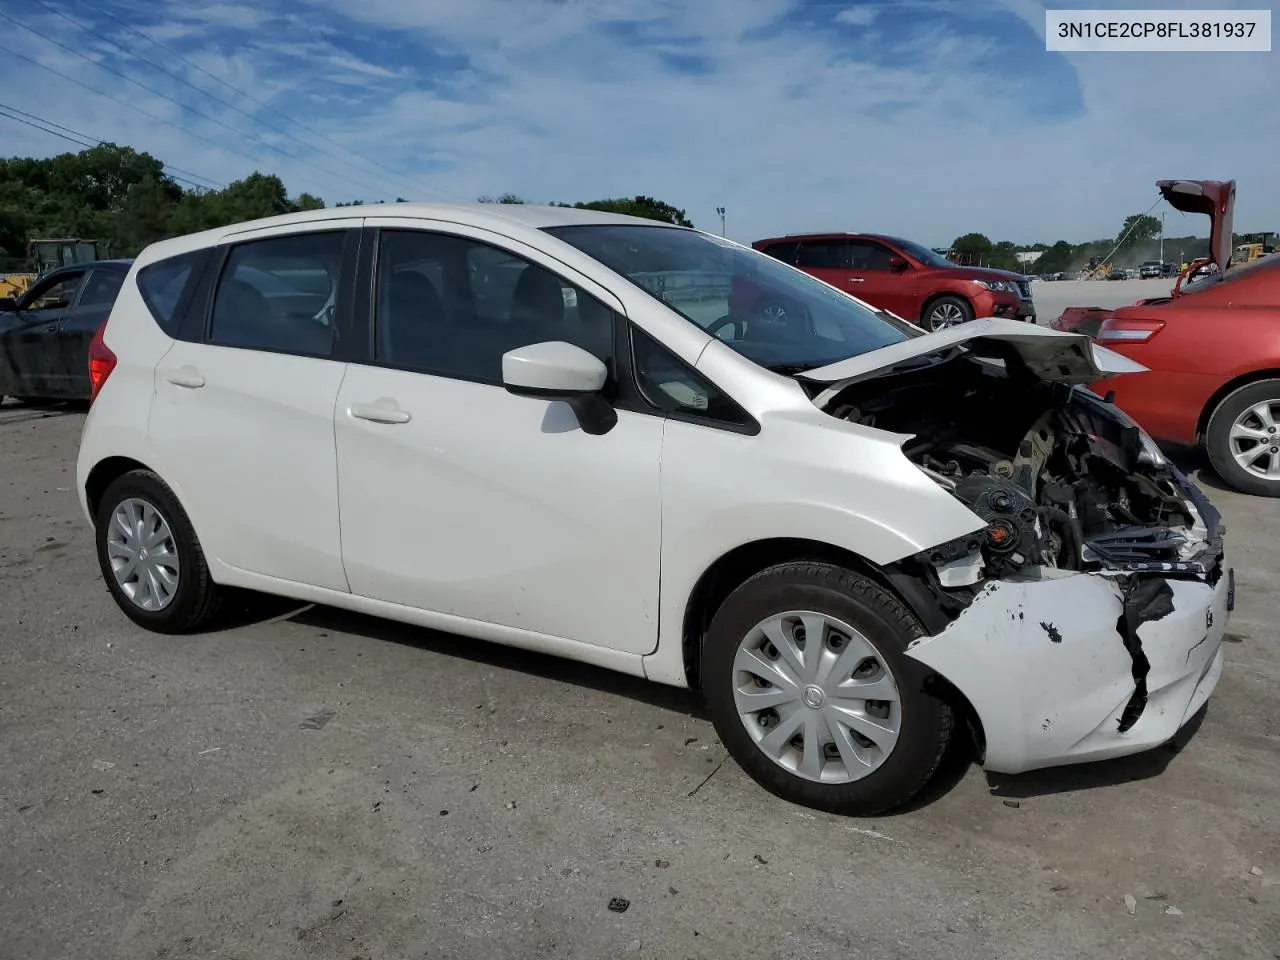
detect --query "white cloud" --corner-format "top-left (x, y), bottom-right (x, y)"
top-left (1, 0), bottom-right (1277, 244)
top-left (835, 6), bottom-right (878, 27)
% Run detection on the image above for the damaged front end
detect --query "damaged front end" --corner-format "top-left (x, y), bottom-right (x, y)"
top-left (804, 327), bottom-right (1232, 773)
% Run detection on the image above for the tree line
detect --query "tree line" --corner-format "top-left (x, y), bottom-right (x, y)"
top-left (0, 143), bottom-right (694, 270)
top-left (948, 212), bottom-right (1240, 275)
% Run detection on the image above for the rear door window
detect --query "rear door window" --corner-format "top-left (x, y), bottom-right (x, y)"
top-left (208, 231), bottom-right (345, 357)
top-left (793, 240), bottom-right (851, 270)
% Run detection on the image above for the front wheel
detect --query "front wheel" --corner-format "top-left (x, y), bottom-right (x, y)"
top-left (701, 562), bottom-right (953, 815)
top-left (923, 295), bottom-right (973, 331)
top-left (95, 469), bottom-right (224, 632)
top-left (1205, 379), bottom-right (1280, 497)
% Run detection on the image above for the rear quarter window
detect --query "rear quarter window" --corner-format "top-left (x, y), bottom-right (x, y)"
top-left (136, 250), bottom-right (208, 335)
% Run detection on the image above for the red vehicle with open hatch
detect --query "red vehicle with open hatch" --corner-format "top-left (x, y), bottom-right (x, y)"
top-left (1061, 179), bottom-right (1280, 497)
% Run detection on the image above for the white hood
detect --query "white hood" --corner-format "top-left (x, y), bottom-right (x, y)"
top-left (798, 317), bottom-right (1147, 389)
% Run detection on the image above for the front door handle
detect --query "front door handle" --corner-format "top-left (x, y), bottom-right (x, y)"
top-left (846, 277), bottom-right (865, 283)
top-left (43, 322), bottom-right (60, 333)
top-left (349, 399), bottom-right (411, 424)
top-left (163, 366), bottom-right (205, 389)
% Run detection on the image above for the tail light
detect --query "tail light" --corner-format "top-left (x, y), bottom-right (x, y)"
top-left (1096, 317), bottom-right (1165, 344)
top-left (87, 320), bottom-right (117, 404)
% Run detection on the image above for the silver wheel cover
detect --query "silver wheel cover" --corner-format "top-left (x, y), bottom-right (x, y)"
top-left (733, 611), bottom-right (901, 783)
top-left (106, 497), bottom-right (181, 611)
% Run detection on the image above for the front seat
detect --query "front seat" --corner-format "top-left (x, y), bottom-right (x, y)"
top-left (382, 271), bottom-right (443, 366)
top-left (509, 264), bottom-right (565, 339)
top-left (212, 278), bottom-right (274, 347)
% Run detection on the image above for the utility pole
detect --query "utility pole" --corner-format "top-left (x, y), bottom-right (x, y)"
top-left (1159, 212), bottom-right (1165, 263)
top-left (716, 206), bottom-right (726, 237)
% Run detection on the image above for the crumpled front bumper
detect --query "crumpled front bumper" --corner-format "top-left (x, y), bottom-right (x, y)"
top-left (905, 565), bottom-right (1231, 775)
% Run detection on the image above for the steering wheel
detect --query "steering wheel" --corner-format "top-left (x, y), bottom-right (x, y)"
top-left (706, 314), bottom-right (744, 340)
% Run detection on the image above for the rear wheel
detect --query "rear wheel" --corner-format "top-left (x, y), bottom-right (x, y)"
top-left (1206, 379), bottom-right (1280, 497)
top-left (923, 295), bottom-right (973, 331)
top-left (701, 562), bottom-right (953, 815)
top-left (95, 469), bottom-right (224, 632)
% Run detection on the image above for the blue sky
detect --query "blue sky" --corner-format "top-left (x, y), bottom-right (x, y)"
top-left (0, 0), bottom-right (1275, 245)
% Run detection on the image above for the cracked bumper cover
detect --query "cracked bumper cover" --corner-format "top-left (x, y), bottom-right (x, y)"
top-left (904, 568), bottom-right (1230, 775)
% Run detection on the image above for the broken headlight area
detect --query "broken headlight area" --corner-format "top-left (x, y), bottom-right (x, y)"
top-left (826, 349), bottom-right (1223, 584)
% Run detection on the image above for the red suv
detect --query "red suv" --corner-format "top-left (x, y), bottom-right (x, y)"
top-left (751, 233), bottom-right (1036, 331)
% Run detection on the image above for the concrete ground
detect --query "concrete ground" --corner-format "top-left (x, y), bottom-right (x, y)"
top-left (2, 402), bottom-right (1278, 960)
top-left (1029, 277), bottom-right (1175, 326)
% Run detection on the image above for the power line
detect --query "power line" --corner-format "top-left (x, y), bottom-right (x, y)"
top-left (0, 105), bottom-right (215, 192)
top-left (73, 0), bottom-right (471, 203)
top-left (0, 8), bottom-right (391, 200)
top-left (0, 100), bottom-right (223, 188)
top-left (0, 41), bottom-right (349, 198)
top-left (26, 0), bottom-right (449, 202)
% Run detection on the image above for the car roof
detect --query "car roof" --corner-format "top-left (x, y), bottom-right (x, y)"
top-left (136, 203), bottom-right (685, 265)
top-left (44, 258), bottom-right (133, 274)
top-left (753, 232), bottom-right (910, 246)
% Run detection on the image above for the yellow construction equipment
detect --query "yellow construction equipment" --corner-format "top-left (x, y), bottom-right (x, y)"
top-left (0, 237), bottom-right (104, 300)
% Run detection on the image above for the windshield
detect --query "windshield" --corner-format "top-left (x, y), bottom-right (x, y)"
top-left (887, 237), bottom-right (954, 268)
top-left (1182, 251), bottom-right (1279, 293)
top-left (544, 224), bottom-right (912, 372)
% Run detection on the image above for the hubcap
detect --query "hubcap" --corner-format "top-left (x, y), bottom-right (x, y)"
top-left (1228, 400), bottom-right (1280, 480)
top-left (929, 302), bottom-right (966, 329)
top-left (733, 611), bottom-right (902, 784)
top-left (106, 497), bottom-right (181, 611)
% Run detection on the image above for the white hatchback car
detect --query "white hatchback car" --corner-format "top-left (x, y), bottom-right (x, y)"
top-left (77, 204), bottom-right (1233, 814)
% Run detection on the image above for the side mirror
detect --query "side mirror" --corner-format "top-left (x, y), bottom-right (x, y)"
top-left (502, 341), bottom-right (616, 435)
top-left (888, 256), bottom-right (909, 272)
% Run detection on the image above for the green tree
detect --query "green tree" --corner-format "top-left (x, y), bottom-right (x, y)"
top-left (1032, 240), bottom-right (1075, 274)
top-left (1116, 213), bottom-right (1161, 249)
top-left (952, 231), bottom-right (988, 263)
top-left (574, 195), bottom-right (692, 227)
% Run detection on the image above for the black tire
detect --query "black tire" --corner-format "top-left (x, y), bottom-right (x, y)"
top-left (94, 469), bottom-right (224, 633)
top-left (922, 295), bottom-right (973, 331)
top-left (1205, 379), bottom-right (1280, 497)
top-left (701, 562), bottom-right (953, 816)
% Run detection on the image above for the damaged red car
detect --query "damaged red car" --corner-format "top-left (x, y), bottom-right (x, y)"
top-left (1055, 179), bottom-right (1280, 497)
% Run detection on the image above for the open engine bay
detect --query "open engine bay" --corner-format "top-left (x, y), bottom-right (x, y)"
top-left (822, 348), bottom-right (1224, 585)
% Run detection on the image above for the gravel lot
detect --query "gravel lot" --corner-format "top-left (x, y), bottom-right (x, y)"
top-left (1030, 277), bottom-right (1175, 325)
top-left (2, 396), bottom-right (1278, 959)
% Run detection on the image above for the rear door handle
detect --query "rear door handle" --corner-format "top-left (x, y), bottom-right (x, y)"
top-left (846, 277), bottom-right (865, 282)
top-left (349, 399), bottom-right (411, 424)
top-left (163, 366), bottom-right (205, 389)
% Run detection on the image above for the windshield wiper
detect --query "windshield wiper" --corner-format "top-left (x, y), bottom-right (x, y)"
top-left (763, 361), bottom-right (831, 375)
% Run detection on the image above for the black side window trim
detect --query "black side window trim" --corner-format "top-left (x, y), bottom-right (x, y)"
top-left (623, 324), bottom-right (760, 436)
top-left (191, 228), bottom-right (359, 360)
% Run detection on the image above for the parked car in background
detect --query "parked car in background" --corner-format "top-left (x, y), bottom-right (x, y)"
top-left (76, 203), bottom-right (1227, 816)
top-left (1140, 261), bottom-right (1164, 279)
top-left (752, 233), bottom-right (1036, 331)
top-left (1058, 179), bottom-right (1280, 496)
top-left (1090, 251), bottom-right (1280, 496)
top-left (0, 259), bottom-right (131, 403)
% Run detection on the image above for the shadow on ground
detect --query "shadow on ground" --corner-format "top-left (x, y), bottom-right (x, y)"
top-left (217, 590), bottom-right (706, 722)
